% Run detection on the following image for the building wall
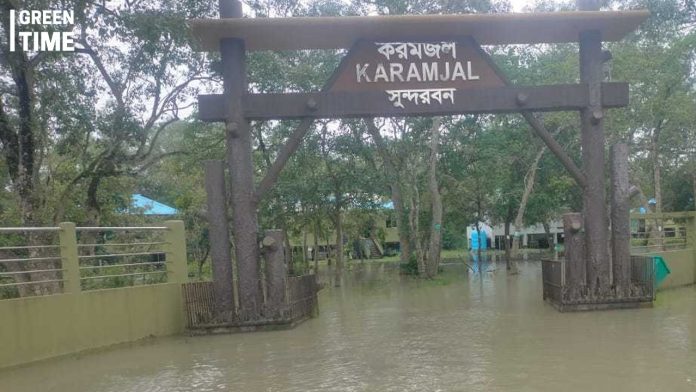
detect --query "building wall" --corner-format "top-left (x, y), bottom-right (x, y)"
top-left (473, 220), bottom-right (564, 250)
top-left (0, 283), bottom-right (185, 369)
top-left (289, 214), bottom-right (399, 247)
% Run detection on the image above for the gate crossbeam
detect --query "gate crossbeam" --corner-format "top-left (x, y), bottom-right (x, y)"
top-left (199, 83), bottom-right (628, 121)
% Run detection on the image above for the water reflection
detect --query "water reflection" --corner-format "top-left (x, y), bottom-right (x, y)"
top-left (2, 255), bottom-right (695, 391)
top-left (466, 251), bottom-right (497, 274)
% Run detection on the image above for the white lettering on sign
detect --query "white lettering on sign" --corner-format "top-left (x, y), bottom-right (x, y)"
top-left (386, 88), bottom-right (456, 109)
top-left (355, 61), bottom-right (480, 84)
top-left (376, 42), bottom-right (457, 61)
top-left (354, 41), bottom-right (484, 108)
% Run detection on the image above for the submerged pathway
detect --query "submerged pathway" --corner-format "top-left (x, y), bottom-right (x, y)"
top-left (2, 260), bottom-right (695, 391)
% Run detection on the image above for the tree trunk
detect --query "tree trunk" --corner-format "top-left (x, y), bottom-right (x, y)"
top-left (504, 218), bottom-right (512, 271)
top-left (302, 228), bottom-right (308, 267)
top-left (334, 207), bottom-right (343, 286)
top-left (365, 120), bottom-right (410, 264)
top-left (632, 183), bottom-right (661, 248)
top-left (261, 230), bottom-right (286, 314)
top-left (325, 232), bottom-right (332, 266)
top-left (610, 143), bottom-right (631, 295)
top-left (650, 129), bottom-right (664, 250)
top-left (283, 227), bottom-right (293, 271)
top-left (542, 222), bottom-right (553, 250)
top-left (693, 172), bottom-right (696, 211)
top-left (410, 188), bottom-right (424, 276)
top-left (651, 128), bottom-right (663, 214)
top-left (564, 213), bottom-right (587, 293)
top-left (313, 222), bottom-right (319, 274)
top-left (426, 118), bottom-right (443, 278)
top-left (392, 183), bottom-right (410, 265)
top-left (204, 160), bottom-right (235, 320)
top-left (510, 144), bottom-right (546, 274)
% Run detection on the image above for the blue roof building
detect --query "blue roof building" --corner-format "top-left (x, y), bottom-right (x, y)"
top-left (130, 194), bottom-right (178, 216)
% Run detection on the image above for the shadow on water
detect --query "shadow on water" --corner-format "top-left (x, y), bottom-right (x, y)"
top-left (2, 251), bottom-right (696, 391)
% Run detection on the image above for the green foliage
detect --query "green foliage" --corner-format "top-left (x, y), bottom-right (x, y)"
top-left (399, 253), bottom-right (420, 275)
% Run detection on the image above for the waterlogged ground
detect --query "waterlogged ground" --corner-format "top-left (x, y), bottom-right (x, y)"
top-left (2, 257), bottom-right (696, 391)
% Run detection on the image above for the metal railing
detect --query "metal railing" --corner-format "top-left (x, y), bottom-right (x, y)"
top-left (0, 221), bottom-right (187, 300)
top-left (541, 259), bottom-right (564, 302)
top-left (76, 225), bottom-right (169, 291)
top-left (0, 228), bottom-right (64, 299)
top-left (630, 212), bottom-right (695, 254)
top-left (182, 274), bottom-right (319, 330)
top-left (630, 255), bottom-right (655, 293)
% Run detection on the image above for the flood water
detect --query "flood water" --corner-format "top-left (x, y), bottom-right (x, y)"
top-left (2, 257), bottom-right (696, 391)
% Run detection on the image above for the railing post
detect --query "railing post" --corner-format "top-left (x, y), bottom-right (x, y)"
top-left (164, 221), bottom-right (188, 284)
top-left (59, 222), bottom-right (81, 294)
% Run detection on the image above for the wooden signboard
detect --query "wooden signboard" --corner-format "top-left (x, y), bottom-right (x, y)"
top-left (330, 38), bottom-right (506, 109)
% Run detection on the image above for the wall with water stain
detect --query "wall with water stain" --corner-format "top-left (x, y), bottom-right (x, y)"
top-left (0, 283), bottom-right (185, 369)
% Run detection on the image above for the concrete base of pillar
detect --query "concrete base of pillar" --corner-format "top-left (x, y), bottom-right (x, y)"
top-left (544, 296), bottom-right (653, 312)
top-left (184, 314), bottom-right (314, 335)
top-left (541, 256), bottom-right (655, 312)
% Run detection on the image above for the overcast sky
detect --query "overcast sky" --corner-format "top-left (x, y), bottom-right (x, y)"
top-left (510, 0), bottom-right (542, 12)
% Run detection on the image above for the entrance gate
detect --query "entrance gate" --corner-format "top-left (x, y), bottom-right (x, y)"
top-left (190, 0), bottom-right (652, 320)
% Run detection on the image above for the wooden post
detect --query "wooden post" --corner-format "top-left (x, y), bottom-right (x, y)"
top-left (262, 230), bottom-right (287, 315)
top-left (579, 0), bottom-right (610, 292)
top-left (164, 220), bottom-right (188, 284)
top-left (610, 143), bottom-right (631, 295)
top-left (58, 222), bottom-right (81, 294)
top-left (563, 213), bottom-right (586, 296)
top-left (219, 0), bottom-right (263, 318)
top-left (204, 160), bottom-right (235, 319)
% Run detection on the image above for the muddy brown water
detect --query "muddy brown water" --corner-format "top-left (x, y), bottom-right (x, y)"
top-left (2, 258), bottom-right (695, 391)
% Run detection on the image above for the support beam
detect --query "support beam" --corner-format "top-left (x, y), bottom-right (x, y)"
top-left (580, 28), bottom-right (610, 291)
top-left (522, 112), bottom-right (587, 189)
top-left (255, 118), bottom-right (313, 202)
top-left (220, 0), bottom-right (263, 318)
top-left (610, 143), bottom-right (631, 294)
top-left (204, 160), bottom-right (235, 320)
top-left (198, 83), bottom-right (629, 122)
